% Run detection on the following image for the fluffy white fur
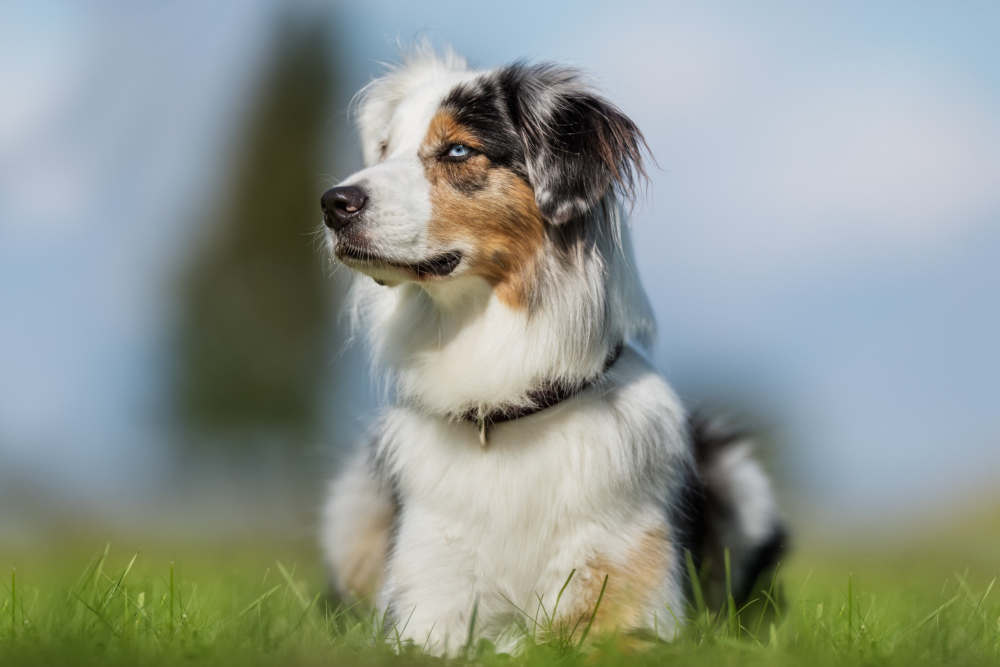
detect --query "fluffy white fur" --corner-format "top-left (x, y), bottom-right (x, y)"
top-left (365, 350), bottom-right (688, 653)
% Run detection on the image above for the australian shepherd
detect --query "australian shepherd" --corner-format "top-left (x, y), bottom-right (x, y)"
top-left (319, 47), bottom-right (786, 655)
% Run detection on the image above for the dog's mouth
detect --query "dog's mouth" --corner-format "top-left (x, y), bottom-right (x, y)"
top-left (335, 243), bottom-right (463, 279)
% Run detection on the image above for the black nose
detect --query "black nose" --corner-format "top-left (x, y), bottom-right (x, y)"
top-left (321, 185), bottom-right (368, 230)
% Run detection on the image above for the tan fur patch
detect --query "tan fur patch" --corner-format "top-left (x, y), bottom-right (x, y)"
top-left (337, 503), bottom-right (393, 600)
top-left (565, 526), bottom-right (672, 637)
top-left (420, 110), bottom-right (545, 308)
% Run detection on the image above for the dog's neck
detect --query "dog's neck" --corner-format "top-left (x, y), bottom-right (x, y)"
top-left (355, 274), bottom-right (618, 418)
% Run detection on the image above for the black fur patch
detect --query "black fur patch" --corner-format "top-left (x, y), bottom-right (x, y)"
top-left (738, 524), bottom-right (788, 603)
top-left (686, 413), bottom-right (789, 608)
top-left (502, 64), bottom-right (647, 224)
top-left (442, 63), bottom-right (648, 225)
top-left (441, 77), bottom-right (524, 172)
top-left (688, 411), bottom-right (751, 468)
top-left (669, 459), bottom-right (709, 602)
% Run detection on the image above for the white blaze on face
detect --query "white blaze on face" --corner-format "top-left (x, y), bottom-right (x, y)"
top-left (338, 157), bottom-right (431, 251)
top-left (333, 61), bottom-right (484, 273)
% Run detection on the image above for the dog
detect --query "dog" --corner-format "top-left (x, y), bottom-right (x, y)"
top-left (319, 47), bottom-right (786, 655)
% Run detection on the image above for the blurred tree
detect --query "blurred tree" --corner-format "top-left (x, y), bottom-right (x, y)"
top-left (172, 15), bottom-right (339, 444)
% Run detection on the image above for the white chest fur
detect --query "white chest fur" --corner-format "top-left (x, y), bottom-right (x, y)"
top-left (373, 350), bottom-right (690, 650)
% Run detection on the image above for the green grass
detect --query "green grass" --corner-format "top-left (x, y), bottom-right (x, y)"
top-left (2, 538), bottom-right (999, 666)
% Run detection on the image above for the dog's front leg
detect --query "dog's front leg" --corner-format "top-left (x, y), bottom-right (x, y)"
top-left (321, 447), bottom-right (394, 601)
top-left (378, 509), bottom-right (480, 656)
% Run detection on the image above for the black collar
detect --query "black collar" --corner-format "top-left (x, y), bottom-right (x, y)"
top-left (460, 343), bottom-right (624, 447)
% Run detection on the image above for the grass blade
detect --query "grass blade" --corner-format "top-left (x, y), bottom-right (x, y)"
top-left (724, 549), bottom-right (737, 636)
top-left (577, 574), bottom-right (608, 647)
top-left (238, 585), bottom-right (282, 618)
top-left (169, 562), bottom-right (175, 638)
top-left (553, 569), bottom-right (576, 620)
top-left (916, 594), bottom-right (960, 630)
top-left (975, 577), bottom-right (996, 613)
top-left (685, 550), bottom-right (706, 616)
top-left (847, 573), bottom-right (853, 646)
top-left (464, 595), bottom-right (479, 654)
top-left (9, 568), bottom-right (15, 641)
top-left (276, 561), bottom-right (310, 609)
top-left (100, 553), bottom-right (138, 612)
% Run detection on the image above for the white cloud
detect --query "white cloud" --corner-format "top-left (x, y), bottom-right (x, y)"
top-left (569, 11), bottom-right (1000, 270)
top-left (0, 7), bottom-right (92, 229)
top-left (0, 6), bottom-right (86, 149)
top-left (735, 77), bottom-right (1000, 244)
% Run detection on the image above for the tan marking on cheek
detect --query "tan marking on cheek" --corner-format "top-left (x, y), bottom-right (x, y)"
top-left (561, 526), bottom-right (672, 637)
top-left (420, 111), bottom-right (545, 308)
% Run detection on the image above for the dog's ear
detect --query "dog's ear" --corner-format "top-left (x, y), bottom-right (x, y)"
top-left (502, 64), bottom-right (647, 225)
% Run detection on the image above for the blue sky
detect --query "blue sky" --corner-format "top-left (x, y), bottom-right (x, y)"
top-left (2, 1), bottom-right (999, 529)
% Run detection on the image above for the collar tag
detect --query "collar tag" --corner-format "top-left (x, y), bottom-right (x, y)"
top-left (478, 419), bottom-right (488, 448)
top-left (463, 343), bottom-right (624, 450)
top-left (477, 410), bottom-right (489, 449)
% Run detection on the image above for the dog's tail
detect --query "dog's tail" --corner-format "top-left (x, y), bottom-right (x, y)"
top-left (685, 414), bottom-right (788, 608)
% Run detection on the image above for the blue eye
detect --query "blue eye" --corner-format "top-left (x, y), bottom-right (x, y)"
top-left (445, 144), bottom-right (471, 159)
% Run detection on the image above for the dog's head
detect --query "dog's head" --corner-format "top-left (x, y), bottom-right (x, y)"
top-left (321, 51), bottom-right (646, 309)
